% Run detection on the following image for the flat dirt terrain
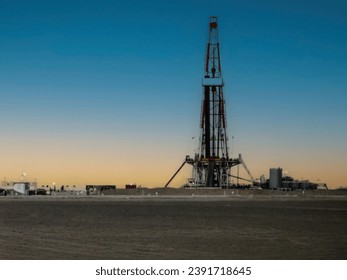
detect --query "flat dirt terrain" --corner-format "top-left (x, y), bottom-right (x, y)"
top-left (0, 196), bottom-right (346, 259)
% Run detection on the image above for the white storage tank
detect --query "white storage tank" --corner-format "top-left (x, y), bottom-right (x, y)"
top-left (269, 168), bottom-right (282, 189)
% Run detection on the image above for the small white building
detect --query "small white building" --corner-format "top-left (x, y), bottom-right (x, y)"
top-left (317, 184), bottom-right (328, 190)
top-left (13, 183), bottom-right (30, 195)
top-left (1, 181), bottom-right (37, 195)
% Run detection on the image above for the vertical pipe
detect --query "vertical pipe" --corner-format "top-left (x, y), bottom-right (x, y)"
top-left (205, 43), bottom-right (210, 74)
top-left (212, 86), bottom-right (216, 157)
top-left (204, 86), bottom-right (210, 158)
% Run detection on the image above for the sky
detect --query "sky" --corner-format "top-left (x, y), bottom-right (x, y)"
top-left (1, 0), bottom-right (346, 188)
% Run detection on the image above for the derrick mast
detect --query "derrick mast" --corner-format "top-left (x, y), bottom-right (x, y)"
top-left (187, 16), bottom-right (240, 188)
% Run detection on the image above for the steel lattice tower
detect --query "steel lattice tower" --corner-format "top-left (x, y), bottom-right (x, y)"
top-left (187, 16), bottom-right (240, 188)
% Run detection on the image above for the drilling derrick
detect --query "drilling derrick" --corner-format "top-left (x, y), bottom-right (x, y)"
top-left (164, 17), bottom-right (249, 189)
top-left (187, 16), bottom-right (240, 188)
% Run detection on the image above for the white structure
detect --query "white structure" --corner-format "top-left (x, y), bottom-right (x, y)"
top-left (269, 168), bottom-right (282, 189)
top-left (317, 184), bottom-right (328, 190)
top-left (13, 183), bottom-right (30, 195)
top-left (1, 181), bottom-right (36, 195)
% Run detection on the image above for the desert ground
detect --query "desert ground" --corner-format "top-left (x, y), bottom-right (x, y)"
top-left (0, 192), bottom-right (346, 259)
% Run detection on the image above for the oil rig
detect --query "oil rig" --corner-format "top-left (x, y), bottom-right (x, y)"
top-left (166, 16), bottom-right (253, 188)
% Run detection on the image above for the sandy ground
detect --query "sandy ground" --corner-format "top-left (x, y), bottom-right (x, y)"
top-left (0, 195), bottom-right (346, 259)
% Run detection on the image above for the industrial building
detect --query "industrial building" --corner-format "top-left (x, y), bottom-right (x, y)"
top-left (266, 168), bottom-right (325, 190)
top-left (125, 184), bottom-right (137, 189)
top-left (86, 185), bottom-right (116, 194)
top-left (0, 181), bottom-right (38, 195)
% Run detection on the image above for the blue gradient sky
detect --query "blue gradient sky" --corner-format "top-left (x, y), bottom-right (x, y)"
top-left (1, 0), bottom-right (346, 188)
